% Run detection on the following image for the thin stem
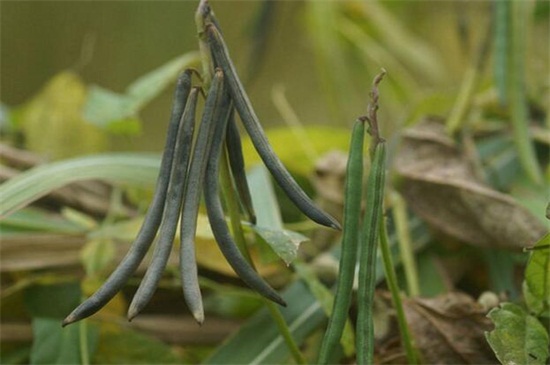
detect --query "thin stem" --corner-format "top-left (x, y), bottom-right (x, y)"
top-left (219, 144), bottom-right (306, 365)
top-left (78, 318), bottom-right (90, 365)
top-left (264, 300), bottom-right (307, 365)
top-left (391, 192), bottom-right (420, 297)
top-left (508, 0), bottom-right (543, 184)
top-left (378, 216), bottom-right (417, 364)
top-left (446, 13), bottom-right (492, 135)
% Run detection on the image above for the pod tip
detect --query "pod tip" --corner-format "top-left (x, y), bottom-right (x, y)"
top-left (61, 316), bottom-right (74, 327)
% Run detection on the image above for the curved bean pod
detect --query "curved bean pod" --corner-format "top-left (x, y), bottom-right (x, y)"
top-left (225, 111), bottom-right (257, 224)
top-left (127, 87), bottom-right (200, 320)
top-left (205, 24), bottom-right (341, 231)
top-left (180, 70), bottom-right (227, 324)
top-left (62, 70), bottom-right (193, 326)
top-left (204, 84), bottom-right (286, 307)
top-left (317, 119), bottom-right (365, 364)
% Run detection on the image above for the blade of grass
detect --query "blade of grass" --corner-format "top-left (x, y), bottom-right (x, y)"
top-left (378, 215), bottom-right (418, 364)
top-left (390, 191), bottom-right (420, 297)
top-left (508, 0), bottom-right (543, 184)
top-left (205, 215), bottom-right (431, 365)
top-left (0, 154), bottom-right (160, 219)
top-left (218, 143), bottom-right (306, 364)
top-left (494, 0), bottom-right (509, 105)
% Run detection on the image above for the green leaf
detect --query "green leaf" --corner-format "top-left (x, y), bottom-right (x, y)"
top-left (0, 207), bottom-right (87, 234)
top-left (83, 52), bottom-right (200, 130)
top-left (294, 262), bottom-right (355, 357)
top-left (250, 225), bottom-right (308, 265)
top-left (80, 238), bottom-right (116, 277)
top-left (16, 72), bottom-right (107, 160)
top-left (93, 327), bottom-right (182, 364)
top-left (206, 217), bottom-right (431, 365)
top-left (241, 126), bottom-right (351, 177)
top-left (30, 318), bottom-right (99, 365)
top-left (24, 282), bottom-right (81, 319)
top-left (83, 85), bottom-right (140, 134)
top-left (204, 280), bottom-right (325, 365)
top-left (247, 165), bottom-right (308, 265)
top-left (486, 302), bottom-right (550, 365)
top-left (0, 153), bottom-right (160, 219)
top-left (524, 232), bottom-right (550, 316)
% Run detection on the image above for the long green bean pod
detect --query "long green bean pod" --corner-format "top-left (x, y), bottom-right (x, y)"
top-left (205, 24), bottom-right (341, 231)
top-left (225, 112), bottom-right (257, 224)
top-left (180, 71), bottom-right (227, 324)
top-left (204, 88), bottom-right (286, 307)
top-left (127, 87), bottom-right (200, 320)
top-left (317, 119), bottom-right (365, 364)
top-left (62, 70), bottom-right (193, 326)
top-left (356, 141), bottom-right (386, 365)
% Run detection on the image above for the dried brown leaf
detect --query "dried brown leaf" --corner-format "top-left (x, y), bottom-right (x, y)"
top-left (378, 291), bottom-right (497, 364)
top-left (394, 119), bottom-right (546, 249)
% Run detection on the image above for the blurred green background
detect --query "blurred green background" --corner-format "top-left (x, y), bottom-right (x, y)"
top-left (5, 1), bottom-right (546, 155)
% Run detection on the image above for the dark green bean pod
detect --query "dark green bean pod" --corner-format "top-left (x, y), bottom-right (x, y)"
top-left (180, 70), bottom-right (227, 324)
top-left (317, 119), bottom-right (365, 364)
top-left (127, 87), bottom-right (200, 320)
top-left (356, 141), bottom-right (386, 365)
top-left (225, 111), bottom-right (257, 224)
top-left (205, 24), bottom-right (341, 231)
top-left (62, 70), bottom-right (193, 327)
top-left (203, 83), bottom-right (286, 308)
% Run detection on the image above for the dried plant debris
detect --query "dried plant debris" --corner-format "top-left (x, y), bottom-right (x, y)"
top-left (377, 291), bottom-right (497, 364)
top-left (394, 118), bottom-right (546, 249)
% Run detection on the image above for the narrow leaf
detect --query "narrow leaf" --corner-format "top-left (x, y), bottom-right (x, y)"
top-left (0, 153), bottom-right (160, 219)
top-left (84, 52), bottom-right (200, 128)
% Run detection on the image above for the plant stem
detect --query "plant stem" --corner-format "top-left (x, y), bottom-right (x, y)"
top-left (508, 0), bottom-right (543, 184)
top-left (378, 216), bottom-right (417, 364)
top-left (78, 318), bottom-right (90, 365)
top-left (446, 14), bottom-right (492, 135)
top-left (391, 192), bottom-right (420, 297)
top-left (219, 146), bottom-right (306, 365)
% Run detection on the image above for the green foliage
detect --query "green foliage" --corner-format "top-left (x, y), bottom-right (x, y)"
top-left (1, 1), bottom-right (548, 364)
top-left (204, 281), bottom-right (325, 365)
top-left (523, 233), bottom-right (550, 317)
top-left (84, 52), bottom-right (200, 134)
top-left (30, 318), bottom-right (99, 365)
top-left (0, 153), bottom-right (159, 218)
top-left (486, 303), bottom-right (549, 365)
top-left (14, 72), bottom-right (107, 160)
top-left (92, 328), bottom-right (182, 364)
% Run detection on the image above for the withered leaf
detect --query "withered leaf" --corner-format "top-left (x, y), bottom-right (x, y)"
top-left (377, 291), bottom-right (497, 364)
top-left (394, 119), bottom-right (546, 249)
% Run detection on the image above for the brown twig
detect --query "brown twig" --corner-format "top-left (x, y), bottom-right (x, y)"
top-left (365, 69), bottom-right (387, 155)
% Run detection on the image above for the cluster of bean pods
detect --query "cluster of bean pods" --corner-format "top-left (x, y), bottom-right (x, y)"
top-left (317, 71), bottom-right (387, 365)
top-left (62, 1), bottom-right (339, 327)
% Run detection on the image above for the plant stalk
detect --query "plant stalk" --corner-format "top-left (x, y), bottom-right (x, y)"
top-left (378, 216), bottom-right (417, 364)
top-left (391, 192), bottom-right (420, 297)
top-left (219, 146), bottom-right (306, 365)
